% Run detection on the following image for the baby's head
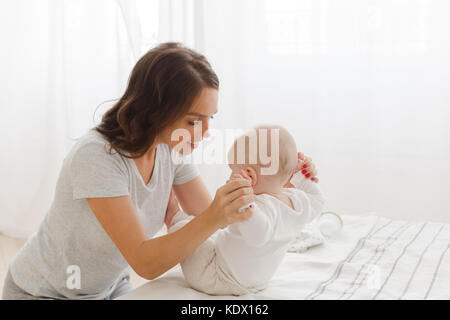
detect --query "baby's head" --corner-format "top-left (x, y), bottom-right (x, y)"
top-left (227, 124), bottom-right (298, 194)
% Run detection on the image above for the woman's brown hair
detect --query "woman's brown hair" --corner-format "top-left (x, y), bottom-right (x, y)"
top-left (94, 42), bottom-right (219, 158)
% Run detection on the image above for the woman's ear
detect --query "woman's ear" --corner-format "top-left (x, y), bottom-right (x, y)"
top-left (245, 167), bottom-right (257, 187)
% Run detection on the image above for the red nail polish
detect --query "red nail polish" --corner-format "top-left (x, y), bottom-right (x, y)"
top-left (305, 173), bottom-right (311, 178)
top-left (302, 169), bottom-right (307, 174)
top-left (302, 164), bottom-right (308, 168)
top-left (249, 205), bottom-right (253, 208)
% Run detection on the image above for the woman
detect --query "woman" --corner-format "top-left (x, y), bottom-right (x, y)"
top-left (2, 42), bottom-right (255, 300)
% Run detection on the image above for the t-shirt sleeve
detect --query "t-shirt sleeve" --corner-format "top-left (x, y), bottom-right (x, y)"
top-left (69, 142), bottom-right (130, 200)
top-left (173, 161), bottom-right (200, 185)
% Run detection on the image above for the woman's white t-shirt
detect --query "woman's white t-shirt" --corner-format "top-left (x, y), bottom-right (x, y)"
top-left (9, 129), bottom-right (199, 299)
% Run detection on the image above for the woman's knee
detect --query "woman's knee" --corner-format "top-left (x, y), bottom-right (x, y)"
top-left (2, 270), bottom-right (37, 300)
top-left (108, 274), bottom-right (133, 300)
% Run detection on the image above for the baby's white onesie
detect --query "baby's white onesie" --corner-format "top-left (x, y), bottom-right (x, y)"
top-left (168, 171), bottom-right (325, 295)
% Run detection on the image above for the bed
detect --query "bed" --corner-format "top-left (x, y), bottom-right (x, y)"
top-left (118, 214), bottom-right (450, 300)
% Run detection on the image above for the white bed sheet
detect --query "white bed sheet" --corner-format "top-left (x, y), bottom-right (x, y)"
top-left (119, 214), bottom-right (450, 300)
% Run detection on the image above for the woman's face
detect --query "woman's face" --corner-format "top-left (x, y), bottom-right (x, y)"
top-left (159, 87), bottom-right (218, 155)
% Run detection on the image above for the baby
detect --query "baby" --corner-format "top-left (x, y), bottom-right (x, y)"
top-left (168, 124), bottom-right (325, 295)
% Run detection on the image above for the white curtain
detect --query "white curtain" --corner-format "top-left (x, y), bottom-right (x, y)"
top-left (157, 0), bottom-right (450, 223)
top-left (0, 0), bottom-right (138, 237)
top-left (1, 0), bottom-right (450, 238)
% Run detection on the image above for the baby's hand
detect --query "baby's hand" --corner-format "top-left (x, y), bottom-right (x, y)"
top-left (295, 152), bottom-right (319, 183)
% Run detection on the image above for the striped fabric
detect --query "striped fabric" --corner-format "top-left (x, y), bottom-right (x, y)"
top-left (306, 217), bottom-right (450, 300)
top-left (119, 214), bottom-right (450, 300)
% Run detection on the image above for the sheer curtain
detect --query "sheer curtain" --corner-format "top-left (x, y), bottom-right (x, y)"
top-left (1, 0), bottom-right (450, 238)
top-left (239, 0), bottom-right (450, 223)
top-left (0, 0), bottom-right (138, 237)
top-left (157, 0), bottom-right (450, 223)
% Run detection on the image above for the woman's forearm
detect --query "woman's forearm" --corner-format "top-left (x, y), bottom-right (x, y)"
top-left (173, 176), bottom-right (212, 216)
top-left (136, 208), bottom-right (218, 280)
top-left (134, 177), bottom-right (254, 280)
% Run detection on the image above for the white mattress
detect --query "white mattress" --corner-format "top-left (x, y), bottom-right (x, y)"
top-left (119, 214), bottom-right (450, 300)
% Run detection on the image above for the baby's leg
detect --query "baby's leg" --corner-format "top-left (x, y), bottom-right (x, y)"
top-left (168, 213), bottom-right (249, 296)
top-left (168, 212), bottom-right (218, 292)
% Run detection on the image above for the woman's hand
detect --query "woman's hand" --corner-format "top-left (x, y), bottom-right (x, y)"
top-left (206, 177), bottom-right (255, 229)
top-left (285, 152), bottom-right (319, 188)
top-left (294, 152), bottom-right (319, 183)
top-left (227, 170), bottom-right (251, 184)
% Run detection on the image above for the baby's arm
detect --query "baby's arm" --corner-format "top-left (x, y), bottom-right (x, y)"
top-left (286, 169), bottom-right (326, 224)
top-left (229, 203), bottom-right (272, 247)
top-left (226, 172), bottom-right (272, 246)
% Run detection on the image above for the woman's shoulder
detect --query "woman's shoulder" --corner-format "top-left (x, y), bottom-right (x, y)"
top-left (65, 129), bottom-right (127, 167)
top-left (74, 128), bottom-right (109, 149)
